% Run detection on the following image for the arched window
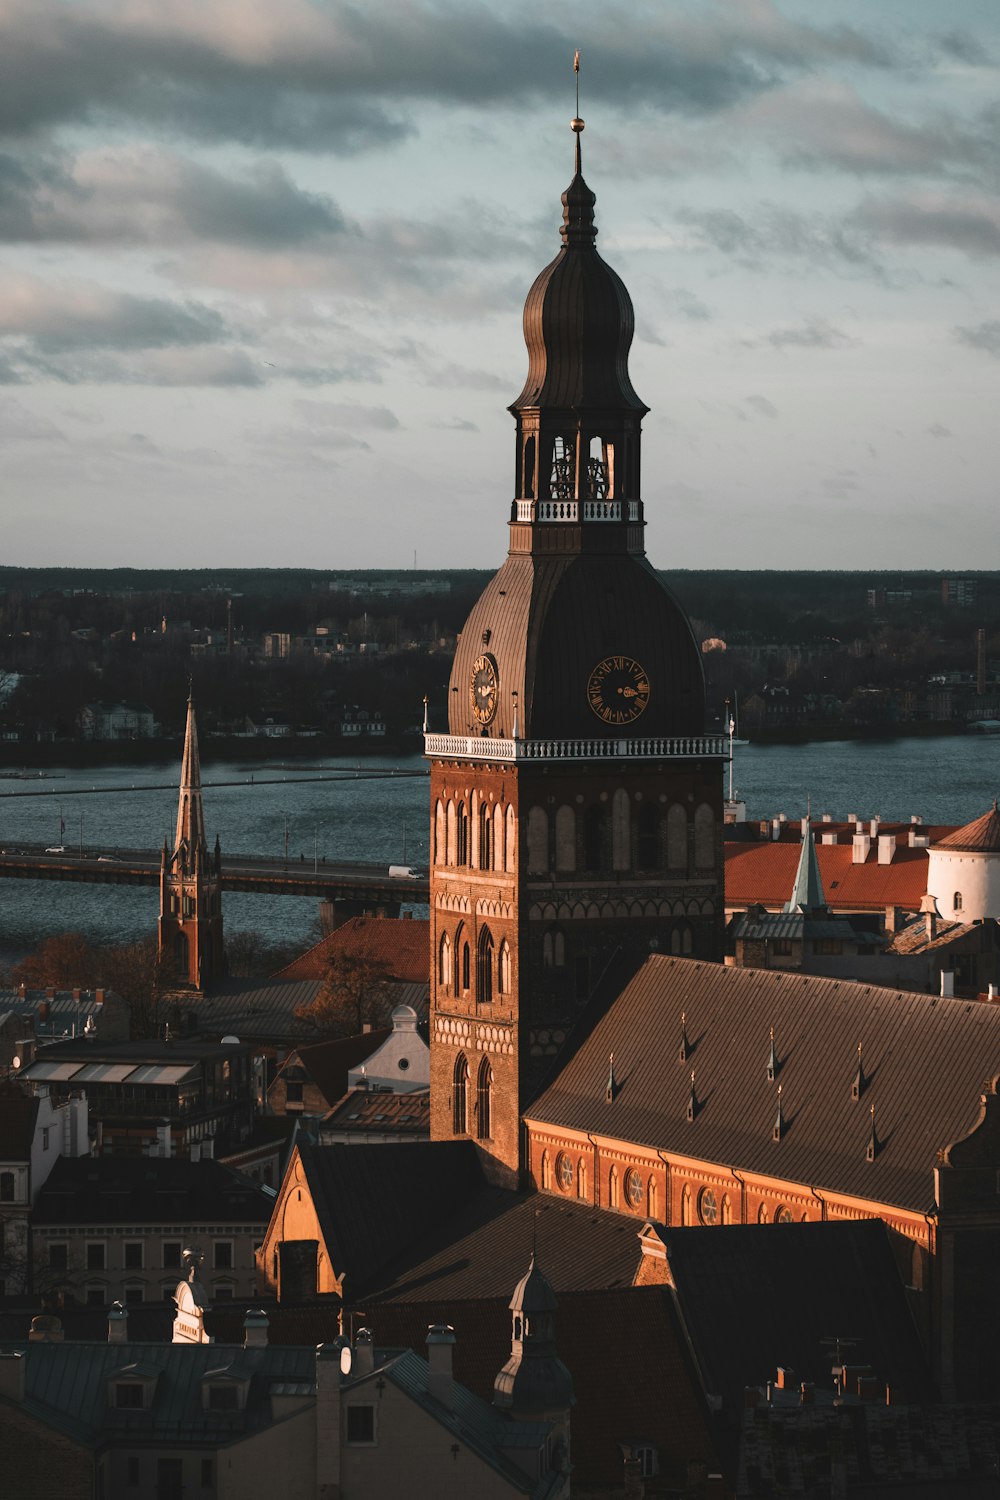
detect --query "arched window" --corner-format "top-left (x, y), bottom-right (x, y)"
top-left (446, 801), bottom-right (457, 865)
top-left (586, 434), bottom-right (611, 499)
top-left (550, 434), bottom-right (575, 500)
top-left (479, 804), bottom-right (492, 870)
top-left (681, 1184), bottom-right (693, 1226)
top-left (757, 1204), bottom-right (768, 1224)
top-left (527, 806), bottom-right (548, 873)
top-left (722, 1194), bottom-right (733, 1226)
top-left (477, 1059), bottom-right (493, 1140)
top-left (667, 804), bottom-right (687, 871)
top-left (438, 932), bottom-right (452, 989)
top-left (541, 1151), bottom-right (552, 1190)
top-left (609, 1166), bottom-right (620, 1210)
top-left (505, 805), bottom-right (516, 872)
top-left (498, 940), bottom-right (512, 995)
top-left (435, 801), bottom-right (446, 865)
top-left (577, 1159), bottom-right (588, 1200)
top-left (453, 922), bottom-right (465, 992)
top-left (542, 929), bottom-right (566, 969)
top-left (584, 805), bottom-right (605, 871)
top-left (493, 804), bottom-right (504, 871)
top-left (522, 435), bottom-right (536, 500)
top-left (954, 891), bottom-right (963, 912)
top-left (775, 1206), bottom-right (792, 1225)
top-left (462, 941), bottom-right (471, 993)
top-left (174, 931), bottom-right (189, 978)
top-left (555, 805), bottom-right (576, 871)
top-left (612, 789), bottom-right (631, 871)
top-left (457, 803), bottom-right (469, 865)
top-left (477, 927), bottom-right (494, 1005)
top-left (453, 1055), bottom-right (469, 1135)
top-left (647, 1177), bottom-right (658, 1220)
top-left (636, 803), bottom-right (659, 869)
top-left (911, 1243), bottom-right (925, 1292)
top-left (694, 802), bottom-right (714, 869)
top-left (683, 927), bottom-right (693, 956)
top-left (0, 1172), bottom-right (14, 1203)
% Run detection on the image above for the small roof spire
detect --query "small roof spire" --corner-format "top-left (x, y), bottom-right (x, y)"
top-left (767, 1025), bottom-right (778, 1082)
top-left (678, 1010), bottom-right (690, 1064)
top-left (571, 50), bottom-right (584, 175)
top-left (606, 1051), bottom-right (617, 1103)
top-left (773, 1083), bottom-right (785, 1142)
top-left (852, 1042), bottom-right (865, 1101)
top-left (687, 1070), bottom-right (697, 1122)
top-left (784, 822), bottom-right (826, 914)
top-left (866, 1102), bottom-right (878, 1162)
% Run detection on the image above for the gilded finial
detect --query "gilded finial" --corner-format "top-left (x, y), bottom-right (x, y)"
top-left (571, 50), bottom-right (584, 174)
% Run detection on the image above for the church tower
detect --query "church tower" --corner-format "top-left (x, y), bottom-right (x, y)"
top-left (158, 694), bottom-right (225, 990)
top-left (427, 118), bottom-right (726, 1183)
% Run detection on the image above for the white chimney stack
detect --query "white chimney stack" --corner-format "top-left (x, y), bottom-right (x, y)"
top-left (877, 834), bottom-right (896, 865)
top-left (852, 835), bottom-right (871, 864)
top-left (426, 1325), bottom-right (456, 1410)
top-left (940, 970), bottom-right (955, 999)
top-left (353, 1328), bottom-right (375, 1376)
top-left (108, 1301), bottom-right (128, 1345)
top-left (243, 1309), bottom-right (270, 1348)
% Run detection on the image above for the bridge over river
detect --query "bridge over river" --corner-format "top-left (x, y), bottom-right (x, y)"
top-left (0, 844), bottom-right (430, 908)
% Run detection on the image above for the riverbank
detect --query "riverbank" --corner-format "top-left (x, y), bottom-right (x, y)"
top-left (746, 720), bottom-right (968, 746)
top-left (0, 734), bottom-right (422, 771)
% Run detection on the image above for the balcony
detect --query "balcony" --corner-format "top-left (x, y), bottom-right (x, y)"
top-left (425, 734), bottom-right (727, 763)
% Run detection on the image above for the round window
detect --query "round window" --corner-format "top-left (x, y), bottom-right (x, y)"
top-left (397, 1058), bottom-right (409, 1071)
top-left (625, 1169), bottom-right (644, 1209)
top-left (556, 1152), bottom-right (574, 1192)
top-left (698, 1188), bottom-right (718, 1225)
top-left (775, 1206), bottom-right (792, 1225)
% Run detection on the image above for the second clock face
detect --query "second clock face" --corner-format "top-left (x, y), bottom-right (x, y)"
top-left (587, 655), bottom-right (650, 726)
top-left (470, 653), bottom-right (499, 724)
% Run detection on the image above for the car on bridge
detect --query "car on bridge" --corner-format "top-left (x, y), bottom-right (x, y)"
top-left (45, 845), bottom-right (66, 854)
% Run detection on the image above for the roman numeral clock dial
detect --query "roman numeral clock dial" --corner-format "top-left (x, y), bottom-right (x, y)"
top-left (470, 653), bottom-right (499, 725)
top-left (587, 655), bottom-right (650, 726)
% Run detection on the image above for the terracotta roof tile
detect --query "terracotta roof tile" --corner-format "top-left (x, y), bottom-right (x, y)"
top-left (726, 841), bottom-right (929, 912)
top-left (934, 802), bottom-right (1000, 853)
top-left (527, 955), bottom-right (1000, 1213)
top-left (275, 916), bottom-right (429, 983)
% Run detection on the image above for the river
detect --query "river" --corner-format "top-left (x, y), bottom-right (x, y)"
top-left (0, 737), bottom-right (996, 958)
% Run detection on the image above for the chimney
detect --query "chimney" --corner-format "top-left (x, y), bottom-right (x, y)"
top-left (362, 1022), bottom-right (372, 1034)
top-left (877, 834), bottom-right (896, 865)
top-left (243, 1309), bottom-right (270, 1348)
top-left (800, 816), bottom-right (810, 839)
top-left (0, 1352), bottom-right (25, 1403)
top-left (771, 818), bottom-right (781, 841)
top-left (775, 1366), bottom-right (796, 1390)
top-left (821, 813), bottom-right (833, 823)
top-left (940, 970), bottom-right (955, 999)
top-left (353, 1328), bottom-right (375, 1376)
top-left (920, 893), bottom-right (939, 941)
top-left (852, 834), bottom-right (871, 864)
top-left (108, 1301), bottom-right (128, 1344)
top-left (426, 1324), bottom-right (455, 1409)
top-left (201, 1137), bottom-right (214, 1160)
top-left (156, 1122), bottom-right (172, 1159)
top-left (988, 983), bottom-right (998, 1002)
top-left (72, 988), bottom-right (80, 1002)
top-left (95, 987), bottom-right (105, 1004)
top-left (45, 987), bottom-right (55, 1001)
top-left (884, 906), bottom-right (903, 936)
top-left (315, 1344), bottom-right (345, 1498)
top-left (799, 1381), bottom-right (815, 1405)
top-left (869, 816), bottom-right (880, 839)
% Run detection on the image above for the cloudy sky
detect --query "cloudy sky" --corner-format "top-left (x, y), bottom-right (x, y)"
top-left (1, 0), bottom-right (998, 571)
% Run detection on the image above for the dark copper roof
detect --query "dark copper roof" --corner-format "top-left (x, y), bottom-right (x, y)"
top-left (447, 554), bottom-right (704, 739)
top-left (526, 955), bottom-right (1000, 1212)
top-left (933, 801), bottom-right (1000, 853)
top-left (510, 138), bottom-right (647, 416)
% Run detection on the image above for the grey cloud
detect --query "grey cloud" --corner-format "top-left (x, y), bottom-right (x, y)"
top-left (853, 195), bottom-right (1000, 258)
top-left (936, 31), bottom-right (992, 66)
top-left (926, 422), bottom-right (952, 437)
top-left (292, 400), bottom-right (400, 431)
top-left (954, 320), bottom-right (1000, 358)
top-left (0, 396), bottom-right (65, 440)
top-left (680, 205), bottom-right (884, 277)
top-left (4, 345), bottom-right (263, 387)
top-left (0, 1), bottom-right (895, 149)
top-left (746, 395), bottom-right (778, 418)
top-left (434, 418), bottom-right (478, 432)
top-left (420, 361), bottom-right (509, 392)
top-left (765, 320), bottom-right (856, 350)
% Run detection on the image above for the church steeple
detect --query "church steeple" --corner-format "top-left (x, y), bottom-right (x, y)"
top-left (158, 693), bottom-right (224, 991)
top-left (509, 118), bottom-right (648, 553)
top-left (494, 1252), bottom-right (574, 1426)
top-left (784, 825), bottom-right (826, 914)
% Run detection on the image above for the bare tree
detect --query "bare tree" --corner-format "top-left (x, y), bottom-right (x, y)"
top-left (293, 950), bottom-right (395, 1038)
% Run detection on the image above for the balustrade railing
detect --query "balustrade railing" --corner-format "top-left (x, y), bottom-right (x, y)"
top-left (425, 733), bottom-right (727, 761)
top-left (513, 498), bottom-right (642, 523)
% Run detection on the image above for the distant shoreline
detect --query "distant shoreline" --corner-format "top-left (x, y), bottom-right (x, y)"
top-left (0, 719), bottom-right (977, 770)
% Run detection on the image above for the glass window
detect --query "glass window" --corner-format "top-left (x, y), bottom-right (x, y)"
top-left (201, 1459), bottom-right (213, 1488)
top-left (116, 1384), bottom-right (144, 1410)
top-left (127, 1457), bottom-right (140, 1486)
top-left (208, 1385), bottom-right (238, 1411)
top-left (346, 1405), bottom-right (375, 1444)
top-left (123, 1242), bottom-right (143, 1270)
top-left (86, 1286), bottom-right (106, 1307)
top-left (124, 1284), bottom-right (144, 1304)
top-left (775, 1206), bottom-right (793, 1225)
top-left (87, 1242), bottom-right (106, 1271)
top-left (48, 1243), bottom-right (68, 1271)
top-left (625, 1169), bottom-right (643, 1210)
top-left (453, 1055), bottom-right (469, 1136)
top-left (285, 1081), bottom-right (303, 1104)
top-left (556, 1152), bottom-right (574, 1193)
top-left (162, 1242), bottom-right (181, 1269)
top-left (0, 1172), bottom-right (14, 1202)
top-left (699, 1188), bottom-right (719, 1225)
top-left (213, 1241), bottom-right (233, 1270)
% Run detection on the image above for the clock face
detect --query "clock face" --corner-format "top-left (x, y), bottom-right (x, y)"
top-left (587, 655), bottom-right (650, 726)
top-left (470, 653), bottom-right (499, 725)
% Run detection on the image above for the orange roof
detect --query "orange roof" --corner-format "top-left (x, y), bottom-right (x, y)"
top-left (275, 916), bottom-right (429, 983)
top-left (934, 801), bottom-right (1000, 853)
top-left (725, 841), bottom-right (928, 913)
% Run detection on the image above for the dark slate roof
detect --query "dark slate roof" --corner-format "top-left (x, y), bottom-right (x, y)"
top-left (29, 1037), bottom-right (257, 1063)
top-left (362, 1190), bottom-right (645, 1305)
top-left (662, 1220), bottom-right (934, 1415)
top-left (526, 955), bottom-right (1000, 1212)
top-left (32, 1155), bottom-right (271, 1227)
top-left (296, 1141), bottom-right (483, 1293)
top-left (322, 1087), bottom-right (429, 1136)
top-left (280, 1030), bottom-right (392, 1107)
top-left (0, 1082), bottom-right (38, 1160)
top-left (7, 1339), bottom-right (315, 1446)
top-left (175, 978), bottom-right (321, 1043)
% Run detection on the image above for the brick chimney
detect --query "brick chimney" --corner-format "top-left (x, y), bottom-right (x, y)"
top-left (108, 1301), bottom-right (128, 1344)
top-left (243, 1309), bottom-right (269, 1348)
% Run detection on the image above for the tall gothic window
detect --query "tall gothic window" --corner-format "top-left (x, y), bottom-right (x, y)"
top-left (527, 806), bottom-right (548, 873)
top-left (498, 940), bottom-right (512, 995)
top-left (636, 803), bottom-right (659, 869)
top-left (446, 801), bottom-right (457, 865)
top-left (584, 805), bottom-right (605, 872)
top-left (667, 803), bottom-right (687, 871)
top-left (694, 803), bottom-right (714, 869)
top-left (453, 922), bottom-right (465, 991)
top-left (493, 804), bottom-right (504, 871)
top-left (505, 805), bottom-right (517, 872)
top-left (462, 940), bottom-right (471, 992)
top-left (477, 928), bottom-right (494, 1005)
top-left (174, 931), bottom-right (189, 977)
top-left (457, 803), bottom-right (469, 865)
top-left (522, 435), bottom-right (536, 499)
top-left (550, 435), bottom-right (575, 500)
top-left (453, 1055), bottom-right (469, 1135)
top-left (681, 1185), bottom-right (693, 1226)
top-left (434, 801), bottom-right (446, 865)
top-left (555, 805), bottom-right (576, 871)
top-left (477, 1059), bottom-right (493, 1140)
top-left (438, 932), bottom-right (452, 989)
top-left (609, 1166), bottom-right (620, 1209)
top-left (479, 805), bottom-right (492, 870)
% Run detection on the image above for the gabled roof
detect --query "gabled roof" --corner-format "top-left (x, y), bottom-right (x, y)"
top-left (526, 956), bottom-right (1000, 1213)
top-left (726, 841), bottom-right (929, 912)
top-left (660, 1220), bottom-right (933, 1414)
top-left (280, 1030), bottom-right (392, 1107)
top-left (179, 977), bottom-right (321, 1042)
top-left (322, 1087), bottom-right (429, 1136)
top-left (295, 1141), bottom-right (483, 1292)
top-left (934, 801), bottom-right (1000, 853)
top-left (275, 916), bottom-right (429, 983)
top-left (32, 1155), bottom-right (271, 1227)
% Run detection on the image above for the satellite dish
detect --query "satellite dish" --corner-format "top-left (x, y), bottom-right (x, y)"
top-left (221, 1035), bottom-right (240, 1045)
top-left (340, 1346), bottom-right (352, 1376)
